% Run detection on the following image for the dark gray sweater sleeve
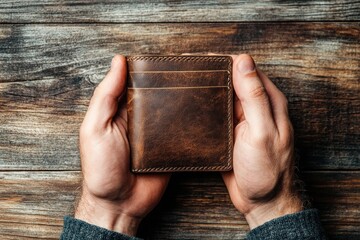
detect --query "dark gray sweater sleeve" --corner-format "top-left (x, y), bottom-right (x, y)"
top-left (247, 209), bottom-right (327, 240)
top-left (61, 209), bottom-right (326, 239)
top-left (60, 216), bottom-right (141, 240)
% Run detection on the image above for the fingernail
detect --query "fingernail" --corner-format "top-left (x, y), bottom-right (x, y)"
top-left (111, 55), bottom-right (121, 68)
top-left (111, 56), bottom-right (116, 68)
top-left (237, 57), bottom-right (256, 74)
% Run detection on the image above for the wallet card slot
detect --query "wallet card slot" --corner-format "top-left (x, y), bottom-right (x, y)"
top-left (128, 71), bottom-right (229, 88)
top-left (127, 56), bottom-right (231, 72)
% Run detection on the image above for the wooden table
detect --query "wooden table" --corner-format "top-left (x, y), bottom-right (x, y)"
top-left (0, 1), bottom-right (359, 239)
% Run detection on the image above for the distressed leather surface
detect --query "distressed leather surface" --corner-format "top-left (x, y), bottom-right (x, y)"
top-left (126, 56), bottom-right (233, 172)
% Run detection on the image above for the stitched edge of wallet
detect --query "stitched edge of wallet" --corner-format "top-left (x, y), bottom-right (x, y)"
top-left (127, 55), bottom-right (232, 63)
top-left (128, 56), bottom-right (233, 172)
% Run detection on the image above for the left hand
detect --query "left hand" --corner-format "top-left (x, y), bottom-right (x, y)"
top-left (75, 55), bottom-right (171, 236)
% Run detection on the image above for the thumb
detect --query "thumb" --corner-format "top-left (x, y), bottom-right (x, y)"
top-left (232, 54), bottom-right (275, 133)
top-left (84, 55), bottom-right (127, 128)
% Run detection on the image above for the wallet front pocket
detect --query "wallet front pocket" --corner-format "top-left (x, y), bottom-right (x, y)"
top-left (128, 71), bottom-right (229, 88)
top-left (127, 56), bottom-right (233, 172)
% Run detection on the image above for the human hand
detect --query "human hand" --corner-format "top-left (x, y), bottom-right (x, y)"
top-left (222, 54), bottom-right (302, 229)
top-left (75, 55), bottom-right (170, 236)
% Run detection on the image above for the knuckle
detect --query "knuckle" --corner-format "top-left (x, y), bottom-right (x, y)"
top-left (249, 85), bottom-right (267, 100)
top-left (278, 123), bottom-right (294, 150)
top-left (251, 129), bottom-right (271, 146)
top-left (103, 94), bottom-right (116, 106)
top-left (279, 135), bottom-right (293, 151)
top-left (80, 118), bottom-right (100, 138)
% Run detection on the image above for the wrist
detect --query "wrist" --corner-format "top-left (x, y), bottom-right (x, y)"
top-left (74, 192), bottom-right (141, 236)
top-left (245, 193), bottom-right (303, 229)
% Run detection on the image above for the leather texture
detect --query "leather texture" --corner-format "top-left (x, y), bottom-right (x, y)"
top-left (126, 56), bottom-right (233, 172)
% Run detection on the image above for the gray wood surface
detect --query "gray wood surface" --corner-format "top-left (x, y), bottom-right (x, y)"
top-left (0, 1), bottom-right (359, 239)
top-left (0, 1), bottom-right (359, 23)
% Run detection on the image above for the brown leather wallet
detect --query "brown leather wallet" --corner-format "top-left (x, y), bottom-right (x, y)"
top-left (126, 55), bottom-right (233, 172)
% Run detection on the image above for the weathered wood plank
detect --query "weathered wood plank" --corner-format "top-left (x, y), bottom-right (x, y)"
top-left (0, 23), bottom-right (359, 170)
top-left (0, 112), bottom-right (83, 170)
top-left (0, 1), bottom-right (359, 23)
top-left (0, 171), bottom-right (358, 239)
top-left (0, 171), bottom-right (79, 239)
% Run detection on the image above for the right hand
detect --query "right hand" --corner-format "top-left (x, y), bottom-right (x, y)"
top-left (222, 54), bottom-right (303, 229)
top-left (75, 55), bottom-right (170, 236)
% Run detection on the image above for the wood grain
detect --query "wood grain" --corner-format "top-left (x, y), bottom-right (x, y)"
top-left (0, 171), bottom-right (80, 239)
top-left (0, 171), bottom-right (358, 239)
top-left (0, 3), bottom-right (359, 237)
top-left (0, 1), bottom-right (359, 23)
top-left (0, 23), bottom-right (359, 170)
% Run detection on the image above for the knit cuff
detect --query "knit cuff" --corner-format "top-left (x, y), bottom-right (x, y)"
top-left (247, 209), bottom-right (327, 240)
top-left (60, 216), bottom-right (142, 240)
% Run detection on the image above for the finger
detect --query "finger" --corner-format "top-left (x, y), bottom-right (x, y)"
top-left (221, 170), bottom-right (234, 188)
top-left (232, 54), bottom-right (275, 132)
top-left (231, 55), bottom-right (243, 124)
top-left (222, 122), bottom-right (242, 187)
top-left (114, 91), bottom-right (128, 134)
top-left (136, 173), bottom-right (172, 198)
top-left (234, 93), bottom-right (245, 126)
top-left (138, 173), bottom-right (171, 186)
top-left (85, 55), bottom-right (127, 128)
top-left (221, 171), bottom-right (240, 200)
top-left (257, 70), bottom-right (292, 135)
